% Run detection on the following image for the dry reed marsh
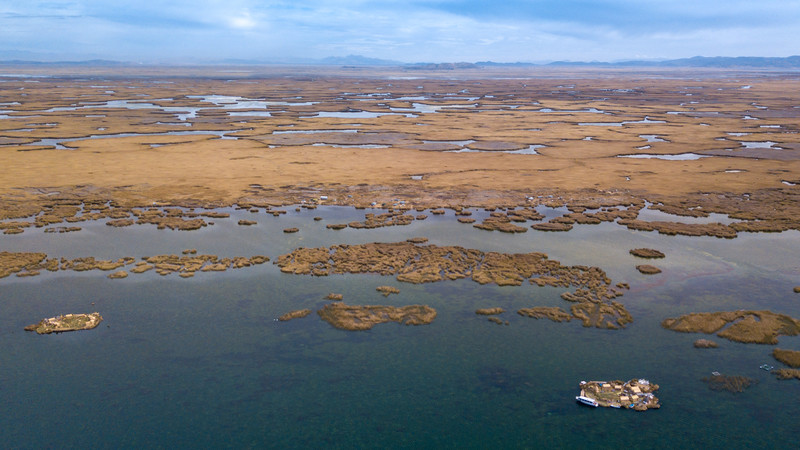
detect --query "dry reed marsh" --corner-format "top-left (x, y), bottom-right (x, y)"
top-left (1, 66), bottom-right (799, 229)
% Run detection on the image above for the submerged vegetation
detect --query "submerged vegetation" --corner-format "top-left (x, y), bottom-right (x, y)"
top-left (702, 374), bottom-right (757, 393)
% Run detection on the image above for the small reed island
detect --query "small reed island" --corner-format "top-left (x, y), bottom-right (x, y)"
top-left (317, 303), bottom-right (436, 331)
top-left (577, 379), bottom-right (660, 410)
top-left (661, 310), bottom-right (800, 344)
top-left (25, 312), bottom-right (103, 334)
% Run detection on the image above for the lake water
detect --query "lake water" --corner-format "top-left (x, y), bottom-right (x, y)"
top-left (2, 206), bottom-right (800, 448)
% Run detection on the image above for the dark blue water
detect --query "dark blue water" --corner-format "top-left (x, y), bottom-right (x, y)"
top-left (2, 207), bottom-right (799, 448)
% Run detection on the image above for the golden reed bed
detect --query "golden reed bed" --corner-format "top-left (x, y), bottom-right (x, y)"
top-left (0, 66), bottom-right (798, 235)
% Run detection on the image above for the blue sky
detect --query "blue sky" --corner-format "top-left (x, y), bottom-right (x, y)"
top-left (1, 0), bottom-right (798, 63)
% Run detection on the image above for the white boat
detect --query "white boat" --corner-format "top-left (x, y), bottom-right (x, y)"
top-left (576, 395), bottom-right (599, 407)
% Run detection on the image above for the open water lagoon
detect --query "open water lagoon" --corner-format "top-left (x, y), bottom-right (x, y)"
top-left (2, 207), bottom-right (800, 448)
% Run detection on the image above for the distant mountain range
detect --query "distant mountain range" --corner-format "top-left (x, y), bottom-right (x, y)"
top-left (540, 55), bottom-right (800, 68)
top-left (2, 55), bottom-right (800, 69)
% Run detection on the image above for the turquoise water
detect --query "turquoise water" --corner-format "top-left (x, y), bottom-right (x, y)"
top-left (2, 207), bottom-right (800, 448)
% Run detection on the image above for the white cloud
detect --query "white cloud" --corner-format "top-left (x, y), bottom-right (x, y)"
top-left (227, 11), bottom-right (257, 29)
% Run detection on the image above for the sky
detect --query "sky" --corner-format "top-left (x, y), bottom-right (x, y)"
top-left (1, 0), bottom-right (799, 63)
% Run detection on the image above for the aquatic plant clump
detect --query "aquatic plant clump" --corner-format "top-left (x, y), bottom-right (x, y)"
top-left (317, 303), bottom-right (437, 331)
top-left (278, 309), bottom-right (312, 321)
top-left (773, 368), bottom-right (800, 380)
top-left (376, 285), bottom-right (400, 296)
top-left (476, 308), bottom-right (505, 315)
top-left (661, 310), bottom-right (800, 344)
top-left (618, 219), bottom-right (737, 239)
top-left (0, 251), bottom-right (48, 278)
top-left (277, 241), bottom-right (632, 329)
top-left (0, 251), bottom-right (270, 280)
top-left (772, 348), bottom-right (800, 367)
top-left (517, 306), bottom-right (572, 322)
top-left (473, 214), bottom-right (528, 233)
top-left (636, 264), bottom-right (662, 274)
top-left (629, 248), bottom-right (665, 258)
top-left (347, 211), bottom-right (414, 229)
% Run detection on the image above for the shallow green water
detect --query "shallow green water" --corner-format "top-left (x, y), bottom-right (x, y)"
top-left (2, 207), bottom-right (799, 448)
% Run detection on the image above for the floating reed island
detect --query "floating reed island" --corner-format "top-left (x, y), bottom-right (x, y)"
top-left (277, 241), bottom-right (632, 329)
top-left (25, 313), bottom-right (103, 334)
top-left (578, 379), bottom-right (660, 410)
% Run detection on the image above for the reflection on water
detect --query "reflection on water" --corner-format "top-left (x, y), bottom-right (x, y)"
top-left (188, 95), bottom-right (316, 108)
top-left (308, 111), bottom-right (417, 119)
top-left (740, 141), bottom-right (780, 149)
top-left (636, 205), bottom-right (737, 225)
top-left (44, 99), bottom-right (202, 121)
top-left (390, 103), bottom-right (478, 114)
top-left (228, 111), bottom-right (272, 117)
top-left (310, 143), bottom-right (390, 148)
top-left (618, 153), bottom-right (710, 160)
top-left (639, 134), bottom-right (666, 142)
top-left (580, 116), bottom-right (666, 127)
top-left (536, 107), bottom-right (606, 113)
top-left (449, 144), bottom-right (544, 154)
top-left (30, 96), bottom-right (317, 122)
top-left (26, 130), bottom-right (244, 149)
top-left (273, 129), bottom-right (359, 134)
